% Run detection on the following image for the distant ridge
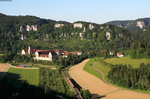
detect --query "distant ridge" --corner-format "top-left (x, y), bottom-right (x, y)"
top-left (106, 18), bottom-right (150, 31)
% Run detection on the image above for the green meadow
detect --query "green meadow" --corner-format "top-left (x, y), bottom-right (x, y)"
top-left (84, 57), bottom-right (150, 80)
top-left (104, 57), bottom-right (150, 68)
top-left (84, 57), bottom-right (150, 93)
top-left (5, 68), bottom-right (39, 87)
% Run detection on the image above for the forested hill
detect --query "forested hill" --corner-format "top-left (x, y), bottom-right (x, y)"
top-left (106, 18), bottom-right (150, 32)
top-left (0, 13), bottom-right (149, 59)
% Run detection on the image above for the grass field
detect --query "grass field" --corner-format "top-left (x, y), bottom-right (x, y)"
top-left (84, 57), bottom-right (150, 80)
top-left (92, 60), bottom-right (110, 79)
top-left (5, 68), bottom-right (39, 87)
top-left (84, 57), bottom-right (150, 93)
top-left (83, 58), bottom-right (102, 79)
top-left (105, 57), bottom-right (150, 68)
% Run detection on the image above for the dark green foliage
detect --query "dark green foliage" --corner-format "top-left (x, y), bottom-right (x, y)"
top-left (0, 13), bottom-right (150, 61)
top-left (0, 13), bottom-right (136, 62)
top-left (56, 54), bottom-right (88, 66)
top-left (108, 64), bottom-right (150, 90)
top-left (39, 68), bottom-right (75, 98)
top-left (80, 89), bottom-right (92, 99)
top-left (130, 38), bottom-right (150, 58)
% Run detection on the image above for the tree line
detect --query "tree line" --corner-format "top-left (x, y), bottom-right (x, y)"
top-left (39, 67), bottom-right (75, 98)
top-left (108, 63), bottom-right (150, 90)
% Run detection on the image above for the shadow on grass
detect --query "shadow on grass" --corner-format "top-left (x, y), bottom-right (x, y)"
top-left (0, 72), bottom-right (75, 99)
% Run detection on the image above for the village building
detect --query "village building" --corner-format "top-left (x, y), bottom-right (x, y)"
top-left (34, 50), bottom-right (53, 61)
top-left (21, 46), bottom-right (36, 55)
top-left (21, 47), bottom-right (82, 61)
top-left (117, 52), bottom-right (124, 57)
top-left (109, 51), bottom-right (115, 55)
top-left (62, 51), bottom-right (82, 58)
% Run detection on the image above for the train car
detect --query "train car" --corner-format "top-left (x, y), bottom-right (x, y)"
top-left (16, 65), bottom-right (31, 68)
top-left (16, 65), bottom-right (24, 67)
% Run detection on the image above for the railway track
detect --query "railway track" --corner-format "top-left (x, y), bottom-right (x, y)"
top-left (60, 69), bottom-right (83, 99)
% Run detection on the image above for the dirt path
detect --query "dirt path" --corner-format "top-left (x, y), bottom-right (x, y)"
top-left (0, 64), bottom-right (10, 80)
top-left (69, 59), bottom-right (150, 99)
top-left (8, 64), bottom-right (39, 69)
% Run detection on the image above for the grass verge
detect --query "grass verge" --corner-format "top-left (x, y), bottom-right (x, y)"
top-left (83, 58), bottom-right (102, 79)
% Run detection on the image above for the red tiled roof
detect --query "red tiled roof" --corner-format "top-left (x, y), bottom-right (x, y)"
top-left (63, 51), bottom-right (78, 56)
top-left (23, 49), bottom-right (36, 53)
top-left (63, 51), bottom-right (70, 56)
top-left (70, 52), bottom-right (77, 55)
top-left (36, 50), bottom-right (50, 52)
top-left (117, 52), bottom-right (123, 56)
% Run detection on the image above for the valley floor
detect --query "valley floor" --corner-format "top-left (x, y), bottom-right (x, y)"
top-left (69, 59), bottom-right (150, 99)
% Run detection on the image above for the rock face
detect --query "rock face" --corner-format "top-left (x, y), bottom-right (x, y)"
top-left (31, 25), bottom-right (38, 31)
top-left (89, 24), bottom-right (94, 30)
top-left (136, 21), bottom-right (145, 29)
top-left (19, 26), bottom-right (26, 32)
top-left (73, 23), bottom-right (83, 28)
top-left (106, 18), bottom-right (150, 31)
top-left (54, 23), bottom-right (64, 28)
top-left (106, 31), bottom-right (111, 40)
top-left (20, 34), bottom-right (26, 40)
top-left (26, 25), bottom-right (32, 31)
top-left (20, 25), bottom-right (38, 32)
top-left (79, 33), bottom-right (83, 38)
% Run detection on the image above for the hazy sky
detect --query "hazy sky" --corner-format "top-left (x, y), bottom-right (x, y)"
top-left (0, 0), bottom-right (150, 24)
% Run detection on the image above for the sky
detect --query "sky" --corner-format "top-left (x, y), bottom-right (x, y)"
top-left (0, 0), bottom-right (150, 24)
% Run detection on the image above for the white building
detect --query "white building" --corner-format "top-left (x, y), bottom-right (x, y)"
top-left (21, 46), bottom-right (35, 55)
top-left (117, 52), bottom-right (124, 58)
top-left (34, 50), bottom-right (52, 61)
top-left (109, 51), bottom-right (115, 55)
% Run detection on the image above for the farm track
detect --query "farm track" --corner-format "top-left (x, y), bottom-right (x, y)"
top-left (69, 59), bottom-right (150, 99)
top-left (0, 64), bottom-right (10, 80)
top-left (8, 64), bottom-right (39, 69)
